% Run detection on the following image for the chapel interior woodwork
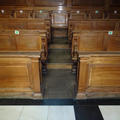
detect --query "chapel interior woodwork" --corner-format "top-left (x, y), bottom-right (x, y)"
top-left (0, 0), bottom-right (120, 99)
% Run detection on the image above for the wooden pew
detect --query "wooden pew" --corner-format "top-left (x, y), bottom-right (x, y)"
top-left (107, 10), bottom-right (120, 19)
top-left (88, 10), bottom-right (105, 19)
top-left (77, 53), bottom-right (120, 99)
top-left (0, 9), bottom-right (50, 19)
top-left (72, 30), bottom-right (120, 61)
top-left (69, 20), bottom-right (120, 41)
top-left (0, 18), bottom-right (51, 44)
top-left (0, 9), bottom-right (14, 18)
top-left (0, 9), bottom-right (51, 42)
top-left (32, 10), bottom-right (50, 19)
top-left (69, 9), bottom-right (105, 20)
top-left (69, 10), bottom-right (88, 20)
top-left (14, 10), bottom-right (33, 18)
top-left (0, 52), bottom-right (42, 98)
top-left (0, 30), bottom-right (48, 61)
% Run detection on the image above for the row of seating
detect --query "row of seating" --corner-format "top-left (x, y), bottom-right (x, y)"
top-left (0, 9), bottom-right (51, 97)
top-left (0, 9), bottom-right (50, 19)
top-left (1, 9), bottom-right (120, 20)
top-left (69, 10), bottom-right (120, 20)
top-left (0, 16), bottom-right (51, 62)
top-left (69, 10), bottom-right (120, 98)
top-left (69, 20), bottom-right (120, 61)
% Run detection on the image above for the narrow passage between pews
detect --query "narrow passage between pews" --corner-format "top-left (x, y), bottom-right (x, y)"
top-left (42, 28), bottom-right (77, 99)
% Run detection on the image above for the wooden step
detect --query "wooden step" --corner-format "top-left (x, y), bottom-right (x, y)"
top-left (47, 63), bottom-right (72, 69)
top-left (49, 44), bottom-right (70, 49)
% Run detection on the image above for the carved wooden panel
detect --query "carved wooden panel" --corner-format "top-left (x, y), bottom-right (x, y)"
top-left (0, 56), bottom-right (41, 93)
top-left (52, 11), bottom-right (68, 27)
top-left (0, 58), bottom-right (32, 92)
top-left (78, 56), bottom-right (120, 94)
top-left (90, 64), bottom-right (120, 87)
top-left (73, 31), bottom-right (105, 52)
top-left (72, 0), bottom-right (104, 6)
top-left (16, 34), bottom-right (42, 51)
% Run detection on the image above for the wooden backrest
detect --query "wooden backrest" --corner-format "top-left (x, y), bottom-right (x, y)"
top-left (0, 30), bottom-right (47, 52)
top-left (69, 20), bottom-right (120, 31)
top-left (51, 11), bottom-right (68, 27)
top-left (88, 10), bottom-right (105, 19)
top-left (106, 31), bottom-right (120, 51)
top-left (0, 18), bottom-right (49, 30)
top-left (108, 10), bottom-right (120, 19)
top-left (14, 10), bottom-right (33, 18)
top-left (0, 9), bottom-right (50, 19)
top-left (69, 10), bottom-right (105, 20)
top-left (72, 31), bottom-right (107, 53)
top-left (72, 30), bottom-right (120, 53)
top-left (69, 10), bottom-right (87, 20)
top-left (33, 10), bottom-right (50, 19)
top-left (0, 9), bottom-right (14, 18)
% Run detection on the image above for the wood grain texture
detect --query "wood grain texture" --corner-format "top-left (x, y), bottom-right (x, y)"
top-left (0, 54), bottom-right (41, 96)
top-left (77, 55), bottom-right (120, 98)
top-left (72, 0), bottom-right (104, 6)
top-left (51, 11), bottom-right (68, 28)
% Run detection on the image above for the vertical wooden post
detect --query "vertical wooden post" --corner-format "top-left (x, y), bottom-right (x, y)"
top-left (31, 57), bottom-right (41, 93)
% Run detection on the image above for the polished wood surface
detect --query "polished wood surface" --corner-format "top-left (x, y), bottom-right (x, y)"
top-left (72, 31), bottom-right (120, 60)
top-left (0, 0), bottom-right (120, 99)
top-left (0, 30), bottom-right (48, 61)
top-left (51, 11), bottom-right (68, 28)
top-left (77, 54), bottom-right (120, 98)
top-left (0, 53), bottom-right (41, 97)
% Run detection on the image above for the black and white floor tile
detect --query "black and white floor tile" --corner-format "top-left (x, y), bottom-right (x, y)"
top-left (0, 99), bottom-right (120, 120)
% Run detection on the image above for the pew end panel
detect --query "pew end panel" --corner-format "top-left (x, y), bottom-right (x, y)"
top-left (77, 54), bottom-right (120, 99)
top-left (0, 53), bottom-right (42, 99)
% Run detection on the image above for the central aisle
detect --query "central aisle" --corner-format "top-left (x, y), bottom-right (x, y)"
top-left (43, 31), bottom-right (76, 99)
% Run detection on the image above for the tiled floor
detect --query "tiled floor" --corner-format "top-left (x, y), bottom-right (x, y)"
top-left (0, 106), bottom-right (75, 120)
top-left (99, 106), bottom-right (120, 120)
top-left (0, 105), bottom-right (120, 120)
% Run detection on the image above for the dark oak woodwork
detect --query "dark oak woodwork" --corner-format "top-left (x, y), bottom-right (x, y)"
top-left (111, 0), bottom-right (120, 6)
top-left (0, 0), bottom-right (27, 6)
top-left (72, 0), bottom-right (105, 6)
top-left (33, 0), bottom-right (67, 6)
top-left (51, 11), bottom-right (68, 28)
